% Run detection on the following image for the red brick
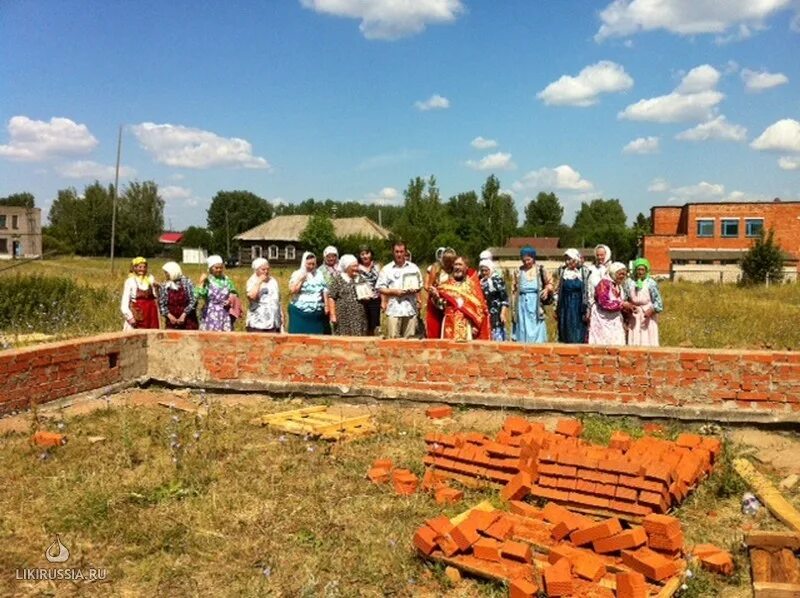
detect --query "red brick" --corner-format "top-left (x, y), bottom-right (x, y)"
top-left (592, 526), bottom-right (648, 554)
top-left (425, 516), bottom-right (454, 538)
top-left (698, 550), bottom-right (734, 575)
top-left (615, 486), bottom-right (638, 502)
top-left (501, 471), bottom-right (532, 501)
top-left (609, 430), bottom-right (632, 451)
top-left (484, 517), bottom-right (515, 541)
top-left (555, 418), bottom-right (583, 438)
top-left (616, 571), bottom-right (648, 598)
top-left (501, 540), bottom-right (532, 564)
top-left (372, 458), bottom-right (393, 470)
top-left (469, 509), bottom-right (502, 532)
top-left (572, 551), bottom-right (606, 582)
top-left (543, 558), bottom-right (573, 597)
top-left (675, 433), bottom-right (702, 448)
top-left (503, 416), bottom-right (532, 435)
top-left (32, 431), bottom-right (67, 447)
top-left (642, 514), bottom-right (681, 538)
top-left (473, 537), bottom-right (502, 562)
top-left (570, 518), bottom-right (622, 546)
top-left (509, 576), bottom-right (538, 598)
top-left (413, 526), bottom-right (438, 555)
top-left (435, 487), bottom-right (463, 504)
top-left (541, 502), bottom-right (572, 525)
top-left (648, 530), bottom-right (684, 553)
top-left (426, 405), bottom-right (453, 419)
top-left (450, 520), bottom-right (481, 551)
top-left (548, 543), bottom-right (578, 565)
top-left (367, 467), bottom-right (391, 484)
top-left (621, 547), bottom-right (680, 581)
top-left (508, 500), bottom-right (540, 519)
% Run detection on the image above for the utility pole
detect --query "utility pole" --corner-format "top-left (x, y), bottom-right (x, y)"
top-left (110, 125), bottom-right (122, 274)
top-left (378, 208), bottom-right (382, 228)
top-left (225, 208), bottom-right (231, 257)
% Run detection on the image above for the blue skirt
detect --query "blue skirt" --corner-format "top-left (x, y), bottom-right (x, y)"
top-left (288, 303), bottom-right (326, 334)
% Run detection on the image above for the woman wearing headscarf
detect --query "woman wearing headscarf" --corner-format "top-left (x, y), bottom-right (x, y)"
top-left (424, 247), bottom-right (456, 339)
top-left (512, 246), bottom-right (553, 344)
top-left (159, 261), bottom-right (198, 330)
top-left (288, 251), bottom-right (328, 334)
top-left (554, 249), bottom-right (591, 343)
top-left (328, 254), bottom-right (368, 336)
top-left (246, 258), bottom-right (283, 333)
top-left (121, 257), bottom-right (160, 330)
top-left (357, 244), bottom-right (382, 335)
top-left (478, 258), bottom-right (509, 341)
top-left (195, 255), bottom-right (238, 331)
top-left (588, 261), bottom-right (634, 346)
top-left (625, 257), bottom-right (663, 347)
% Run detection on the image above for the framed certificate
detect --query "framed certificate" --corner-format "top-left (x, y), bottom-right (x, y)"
top-left (355, 282), bottom-right (373, 300)
top-left (402, 272), bottom-right (421, 291)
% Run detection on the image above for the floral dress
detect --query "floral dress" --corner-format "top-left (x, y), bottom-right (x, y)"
top-left (328, 275), bottom-right (367, 336)
top-left (588, 277), bottom-right (625, 345)
top-left (480, 273), bottom-right (509, 341)
top-left (196, 275), bottom-right (237, 331)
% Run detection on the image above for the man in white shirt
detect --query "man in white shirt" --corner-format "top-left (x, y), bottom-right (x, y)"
top-left (376, 241), bottom-right (422, 338)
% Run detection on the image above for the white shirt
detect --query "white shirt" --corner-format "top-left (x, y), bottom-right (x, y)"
top-left (246, 275), bottom-right (281, 330)
top-left (376, 260), bottom-right (422, 318)
top-left (120, 275), bottom-right (155, 320)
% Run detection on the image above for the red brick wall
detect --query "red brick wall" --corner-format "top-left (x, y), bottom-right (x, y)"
top-left (0, 332), bottom-right (148, 415)
top-left (148, 332), bottom-right (800, 423)
top-left (651, 206), bottom-right (683, 235)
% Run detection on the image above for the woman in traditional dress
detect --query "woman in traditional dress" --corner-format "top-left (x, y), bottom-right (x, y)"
top-left (328, 254), bottom-right (368, 336)
top-left (625, 257), bottom-right (663, 347)
top-left (195, 255), bottom-right (238, 331)
top-left (159, 261), bottom-right (198, 330)
top-left (588, 262), bottom-right (634, 346)
top-left (357, 244), bottom-right (382, 336)
top-left (246, 257), bottom-right (283, 333)
top-left (424, 247), bottom-right (456, 339)
top-left (478, 259), bottom-right (509, 341)
top-left (288, 251), bottom-right (328, 334)
top-left (120, 257), bottom-right (160, 330)
top-left (512, 246), bottom-right (553, 344)
top-left (554, 249), bottom-right (590, 344)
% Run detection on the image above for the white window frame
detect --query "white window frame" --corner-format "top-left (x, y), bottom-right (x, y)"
top-left (745, 218), bottom-right (764, 238)
top-left (720, 218), bottom-right (739, 238)
top-left (695, 218), bottom-right (714, 238)
top-left (268, 244), bottom-right (279, 260)
top-left (285, 244), bottom-right (296, 261)
top-left (251, 245), bottom-right (263, 259)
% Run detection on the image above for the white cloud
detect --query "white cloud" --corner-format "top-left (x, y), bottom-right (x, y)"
top-left (160, 185), bottom-right (193, 201)
top-left (513, 165), bottom-right (594, 192)
top-left (741, 68), bottom-right (789, 92)
top-left (675, 64), bottom-right (721, 93)
top-left (537, 61), bottom-right (634, 107)
top-left (356, 149), bottom-right (423, 171)
top-left (55, 160), bottom-right (135, 180)
top-left (595, 0), bottom-right (793, 41)
top-left (670, 181), bottom-right (726, 202)
top-left (751, 119), bottom-right (800, 153)
top-left (622, 136), bottom-right (660, 154)
top-left (470, 136), bottom-right (498, 149)
top-left (0, 116), bottom-right (98, 161)
top-left (779, 156), bottom-right (800, 170)
top-left (466, 152), bottom-right (515, 171)
top-left (414, 94), bottom-right (450, 111)
top-left (619, 66), bottom-right (724, 123)
top-left (364, 186), bottom-right (401, 205)
top-left (675, 115), bottom-right (747, 142)
top-left (130, 122), bottom-right (269, 169)
top-left (300, 0), bottom-right (464, 40)
top-left (648, 177), bottom-right (670, 192)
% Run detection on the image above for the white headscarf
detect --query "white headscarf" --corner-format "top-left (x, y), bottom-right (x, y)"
top-left (564, 248), bottom-right (581, 262)
top-left (435, 247), bottom-right (446, 263)
top-left (479, 258), bottom-right (496, 275)
top-left (323, 246), bottom-right (338, 258)
top-left (479, 250), bottom-right (493, 261)
top-left (207, 255), bottom-right (223, 270)
top-left (338, 254), bottom-right (358, 281)
top-left (290, 251), bottom-right (316, 286)
top-left (594, 244), bottom-right (612, 266)
top-left (252, 257), bottom-right (268, 271)
top-left (162, 261), bottom-right (182, 281)
top-left (608, 261), bottom-right (627, 277)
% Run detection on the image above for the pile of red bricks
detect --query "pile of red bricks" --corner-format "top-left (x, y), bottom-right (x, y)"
top-left (424, 417), bottom-right (721, 518)
top-left (692, 544), bottom-right (735, 576)
top-left (413, 500), bottom-right (690, 597)
top-left (367, 458), bottom-right (464, 504)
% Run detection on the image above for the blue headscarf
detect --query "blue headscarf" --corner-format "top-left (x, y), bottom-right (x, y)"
top-left (520, 246), bottom-right (536, 259)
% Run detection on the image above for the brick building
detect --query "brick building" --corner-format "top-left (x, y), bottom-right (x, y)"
top-left (0, 206), bottom-right (41, 260)
top-left (642, 200), bottom-right (800, 282)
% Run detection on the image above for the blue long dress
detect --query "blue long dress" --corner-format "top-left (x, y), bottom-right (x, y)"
top-left (557, 276), bottom-right (587, 343)
top-left (513, 270), bottom-right (547, 343)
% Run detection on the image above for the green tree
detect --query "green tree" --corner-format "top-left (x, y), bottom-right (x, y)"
top-left (446, 191), bottom-right (484, 259)
top-left (573, 198), bottom-right (628, 231)
top-left (741, 229), bottom-right (784, 285)
top-left (207, 190), bottom-right (273, 256)
top-left (480, 175), bottom-right (517, 249)
top-left (0, 192), bottom-right (35, 208)
top-left (632, 212), bottom-right (651, 235)
top-left (299, 212), bottom-right (336, 257)
top-left (48, 183), bottom-right (114, 256)
top-left (523, 192), bottom-right (563, 233)
top-left (182, 226), bottom-right (213, 249)
top-left (393, 176), bottom-right (451, 263)
top-left (116, 181), bottom-right (164, 257)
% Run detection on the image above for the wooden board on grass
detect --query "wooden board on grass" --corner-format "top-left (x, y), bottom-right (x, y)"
top-left (252, 405), bottom-right (376, 441)
top-left (734, 458), bottom-right (800, 533)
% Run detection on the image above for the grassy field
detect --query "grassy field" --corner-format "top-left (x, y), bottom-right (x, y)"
top-left (2, 390), bottom-right (790, 597)
top-left (1, 256), bottom-right (799, 350)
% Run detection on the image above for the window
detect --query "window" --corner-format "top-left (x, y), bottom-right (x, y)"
top-left (746, 218), bottom-right (764, 237)
top-left (0, 239), bottom-right (7, 253)
top-left (268, 244), bottom-right (279, 260)
top-left (696, 219), bottom-right (714, 237)
top-left (11, 215), bottom-right (18, 229)
top-left (721, 219), bottom-right (739, 238)
top-left (0, 215), bottom-right (6, 229)
top-left (285, 244), bottom-right (296, 261)
top-left (251, 245), bottom-right (263, 259)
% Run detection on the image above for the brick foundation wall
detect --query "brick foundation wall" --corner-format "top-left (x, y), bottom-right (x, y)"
top-left (0, 332), bottom-right (148, 415)
top-left (147, 332), bottom-right (800, 424)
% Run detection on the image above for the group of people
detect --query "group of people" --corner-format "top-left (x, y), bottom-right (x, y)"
top-left (120, 241), bottom-right (663, 347)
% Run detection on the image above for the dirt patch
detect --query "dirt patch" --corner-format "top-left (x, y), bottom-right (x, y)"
top-left (728, 429), bottom-right (800, 475)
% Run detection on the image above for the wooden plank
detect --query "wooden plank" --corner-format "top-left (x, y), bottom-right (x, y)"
top-left (753, 581), bottom-right (800, 598)
top-left (773, 549), bottom-right (800, 585)
top-left (751, 548), bottom-right (773, 583)
top-left (255, 405), bottom-right (328, 423)
top-left (449, 500), bottom-right (496, 526)
top-left (656, 577), bottom-right (683, 598)
top-left (734, 459), bottom-right (800, 533)
top-left (308, 415), bottom-right (373, 435)
top-left (746, 531), bottom-right (800, 550)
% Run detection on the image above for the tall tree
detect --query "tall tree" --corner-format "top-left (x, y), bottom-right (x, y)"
top-left (741, 229), bottom-right (784, 285)
top-left (480, 175), bottom-right (517, 249)
top-left (207, 190), bottom-right (273, 255)
top-left (393, 176), bottom-right (451, 263)
top-left (572, 198), bottom-right (628, 231)
top-left (0, 192), bottom-right (35, 208)
top-left (117, 181), bottom-right (164, 257)
top-left (524, 192), bottom-right (563, 231)
top-left (48, 183), bottom-right (114, 256)
top-left (445, 191), bottom-right (483, 258)
top-left (299, 212), bottom-right (336, 258)
top-left (182, 226), bottom-right (213, 249)
top-left (572, 198), bottom-right (636, 261)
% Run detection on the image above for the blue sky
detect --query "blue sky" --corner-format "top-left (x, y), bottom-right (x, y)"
top-left (1, 0), bottom-right (799, 229)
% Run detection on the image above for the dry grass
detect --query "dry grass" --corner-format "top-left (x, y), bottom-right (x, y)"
top-left (3, 257), bottom-right (800, 350)
top-left (3, 393), bottom-right (795, 597)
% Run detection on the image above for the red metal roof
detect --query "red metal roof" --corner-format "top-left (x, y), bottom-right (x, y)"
top-left (159, 232), bottom-right (184, 244)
